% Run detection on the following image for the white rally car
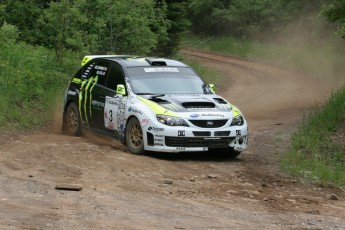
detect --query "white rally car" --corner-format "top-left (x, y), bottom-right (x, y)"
top-left (62, 55), bottom-right (248, 157)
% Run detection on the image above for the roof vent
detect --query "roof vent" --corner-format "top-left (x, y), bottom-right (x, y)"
top-left (146, 58), bottom-right (167, 66)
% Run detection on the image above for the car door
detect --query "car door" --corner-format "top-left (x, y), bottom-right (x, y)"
top-left (80, 60), bottom-right (112, 129)
top-left (103, 63), bottom-right (127, 135)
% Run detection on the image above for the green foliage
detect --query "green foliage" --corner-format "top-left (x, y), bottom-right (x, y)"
top-left (322, 0), bottom-right (345, 38)
top-left (154, 0), bottom-right (191, 56)
top-left (2, 0), bottom-right (48, 44)
top-left (0, 3), bottom-right (5, 24)
top-left (0, 22), bottom-right (19, 44)
top-left (39, 0), bottom-right (90, 61)
top-left (0, 42), bottom-right (79, 130)
top-left (100, 0), bottom-right (169, 55)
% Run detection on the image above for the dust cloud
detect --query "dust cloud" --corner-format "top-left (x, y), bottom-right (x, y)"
top-left (232, 12), bottom-right (345, 125)
top-left (260, 12), bottom-right (345, 86)
top-left (49, 97), bottom-right (127, 151)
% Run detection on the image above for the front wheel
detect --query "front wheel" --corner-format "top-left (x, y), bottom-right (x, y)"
top-left (63, 102), bottom-right (81, 136)
top-left (126, 118), bottom-right (144, 155)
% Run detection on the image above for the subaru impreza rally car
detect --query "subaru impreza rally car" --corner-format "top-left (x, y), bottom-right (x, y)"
top-left (62, 55), bottom-right (248, 157)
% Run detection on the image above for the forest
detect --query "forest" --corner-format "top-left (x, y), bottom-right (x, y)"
top-left (0, 0), bottom-right (344, 59)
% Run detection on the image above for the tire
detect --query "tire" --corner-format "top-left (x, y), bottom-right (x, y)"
top-left (209, 147), bottom-right (241, 158)
top-left (126, 117), bottom-right (144, 155)
top-left (64, 102), bottom-right (81, 136)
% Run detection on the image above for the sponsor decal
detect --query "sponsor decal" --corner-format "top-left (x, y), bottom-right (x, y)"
top-left (94, 65), bottom-right (107, 71)
top-left (92, 100), bottom-right (105, 108)
top-left (204, 137), bottom-right (221, 140)
top-left (190, 114), bottom-right (200, 118)
top-left (154, 139), bottom-right (163, 142)
top-left (200, 113), bottom-right (225, 117)
top-left (178, 130), bottom-right (185, 137)
top-left (128, 107), bottom-right (142, 114)
top-left (148, 127), bottom-right (164, 132)
top-left (155, 143), bottom-right (164, 146)
top-left (154, 135), bottom-right (163, 137)
top-left (108, 100), bottom-right (119, 106)
top-left (144, 67), bottom-right (179, 72)
top-left (236, 130), bottom-right (241, 136)
top-left (67, 90), bottom-right (76, 96)
top-left (176, 147), bottom-right (186, 151)
top-left (108, 122), bottom-right (115, 129)
top-left (96, 70), bottom-right (106, 76)
top-left (206, 121), bottom-right (214, 126)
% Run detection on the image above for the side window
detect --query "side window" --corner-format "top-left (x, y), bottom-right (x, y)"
top-left (107, 63), bottom-right (126, 91)
top-left (81, 60), bottom-right (111, 86)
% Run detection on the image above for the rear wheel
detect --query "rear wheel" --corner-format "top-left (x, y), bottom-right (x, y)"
top-left (126, 118), bottom-right (144, 155)
top-left (64, 102), bottom-right (81, 136)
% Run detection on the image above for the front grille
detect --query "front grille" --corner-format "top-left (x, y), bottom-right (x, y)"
top-left (193, 131), bottom-right (211, 136)
top-left (189, 119), bottom-right (228, 128)
top-left (165, 136), bottom-right (234, 147)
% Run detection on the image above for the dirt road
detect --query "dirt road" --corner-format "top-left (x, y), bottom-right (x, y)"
top-left (0, 49), bottom-right (344, 229)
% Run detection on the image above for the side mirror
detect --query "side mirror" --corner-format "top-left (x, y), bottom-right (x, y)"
top-left (116, 84), bottom-right (126, 95)
top-left (208, 84), bottom-right (216, 93)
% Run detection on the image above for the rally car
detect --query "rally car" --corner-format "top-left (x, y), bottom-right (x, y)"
top-left (62, 55), bottom-right (248, 157)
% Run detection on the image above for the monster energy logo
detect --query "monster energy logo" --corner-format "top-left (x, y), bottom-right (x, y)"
top-left (79, 76), bottom-right (98, 126)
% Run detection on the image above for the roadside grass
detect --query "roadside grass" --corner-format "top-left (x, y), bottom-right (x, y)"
top-left (281, 87), bottom-right (345, 187)
top-left (0, 42), bottom-right (79, 130)
top-left (183, 34), bottom-right (345, 187)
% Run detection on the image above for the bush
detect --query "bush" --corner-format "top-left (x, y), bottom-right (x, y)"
top-left (0, 22), bottom-right (19, 44)
top-left (0, 42), bottom-right (79, 130)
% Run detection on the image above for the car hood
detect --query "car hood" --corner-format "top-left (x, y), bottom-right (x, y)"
top-left (143, 94), bottom-right (232, 113)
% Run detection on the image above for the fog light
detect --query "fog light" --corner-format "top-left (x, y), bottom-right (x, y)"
top-left (239, 138), bottom-right (244, 144)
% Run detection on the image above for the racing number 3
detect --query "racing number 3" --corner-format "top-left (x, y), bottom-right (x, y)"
top-left (109, 110), bottom-right (113, 122)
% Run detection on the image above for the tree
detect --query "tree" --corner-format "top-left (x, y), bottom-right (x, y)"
top-left (154, 0), bottom-right (191, 56)
top-left (2, 0), bottom-right (48, 44)
top-left (38, 0), bottom-right (91, 61)
top-left (98, 0), bottom-right (169, 55)
top-left (322, 0), bottom-right (345, 38)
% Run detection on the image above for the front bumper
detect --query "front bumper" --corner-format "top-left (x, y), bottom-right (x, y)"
top-left (142, 123), bottom-right (248, 153)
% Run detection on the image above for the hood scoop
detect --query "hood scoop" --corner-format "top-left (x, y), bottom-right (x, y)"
top-left (149, 98), bottom-right (170, 104)
top-left (213, 98), bottom-right (228, 104)
top-left (182, 102), bottom-right (215, 109)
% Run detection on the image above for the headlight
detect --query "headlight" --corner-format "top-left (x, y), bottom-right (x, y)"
top-left (156, 115), bottom-right (189, 127)
top-left (231, 115), bottom-right (244, 126)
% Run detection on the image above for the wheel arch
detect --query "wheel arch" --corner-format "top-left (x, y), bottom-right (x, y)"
top-left (123, 115), bottom-right (141, 146)
top-left (62, 98), bottom-right (79, 131)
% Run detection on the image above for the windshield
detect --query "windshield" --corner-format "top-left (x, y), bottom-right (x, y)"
top-left (126, 67), bottom-right (212, 95)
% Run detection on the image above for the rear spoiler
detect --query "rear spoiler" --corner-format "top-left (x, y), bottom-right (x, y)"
top-left (81, 55), bottom-right (131, 66)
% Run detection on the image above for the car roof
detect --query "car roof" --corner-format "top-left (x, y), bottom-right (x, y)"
top-left (81, 55), bottom-right (188, 68)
